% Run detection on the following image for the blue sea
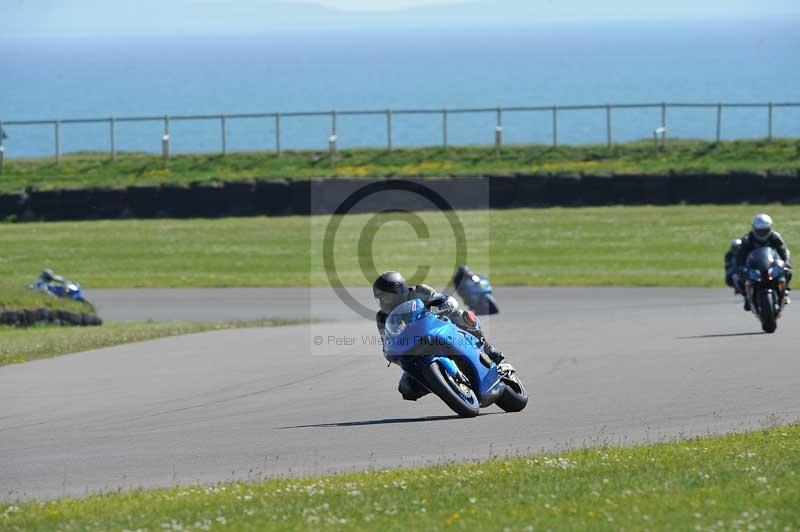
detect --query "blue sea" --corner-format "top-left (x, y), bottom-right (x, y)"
top-left (2, 18), bottom-right (799, 157)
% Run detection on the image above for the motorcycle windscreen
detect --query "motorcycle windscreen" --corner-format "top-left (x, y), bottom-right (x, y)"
top-left (746, 247), bottom-right (782, 272)
top-left (384, 298), bottom-right (426, 338)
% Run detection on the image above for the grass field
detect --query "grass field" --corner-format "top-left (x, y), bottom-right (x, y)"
top-left (0, 205), bottom-right (796, 289)
top-left (0, 320), bottom-right (288, 367)
top-left (1, 139), bottom-right (798, 192)
top-left (2, 424), bottom-right (797, 531)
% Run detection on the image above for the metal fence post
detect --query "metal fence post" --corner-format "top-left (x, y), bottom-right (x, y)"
top-left (442, 109), bottom-right (448, 150)
top-left (606, 104), bottom-right (612, 148)
top-left (0, 119), bottom-right (5, 175)
top-left (661, 102), bottom-right (667, 143)
top-left (768, 102), bottom-right (773, 142)
top-left (715, 103), bottom-right (722, 143)
top-left (162, 134), bottom-right (170, 167)
top-left (110, 116), bottom-right (116, 161)
top-left (162, 115), bottom-right (170, 166)
top-left (221, 114), bottom-right (227, 155)
top-left (331, 110), bottom-right (337, 138)
top-left (495, 107), bottom-right (504, 155)
top-left (54, 120), bottom-right (61, 166)
top-left (386, 109), bottom-right (393, 152)
top-left (275, 113), bottom-right (281, 156)
top-left (329, 134), bottom-right (337, 166)
top-left (551, 106), bottom-right (558, 148)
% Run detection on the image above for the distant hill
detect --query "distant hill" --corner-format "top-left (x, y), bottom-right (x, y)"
top-left (4, 0), bottom-right (799, 36)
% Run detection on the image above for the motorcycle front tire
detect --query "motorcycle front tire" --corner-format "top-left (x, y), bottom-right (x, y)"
top-left (760, 290), bottom-right (778, 334)
top-left (422, 361), bottom-right (480, 418)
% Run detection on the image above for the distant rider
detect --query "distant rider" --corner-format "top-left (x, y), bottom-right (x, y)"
top-left (724, 238), bottom-right (743, 293)
top-left (735, 213), bottom-right (792, 310)
top-left (372, 271), bottom-right (505, 401)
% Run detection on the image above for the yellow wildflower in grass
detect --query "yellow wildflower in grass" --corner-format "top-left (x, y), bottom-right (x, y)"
top-left (141, 167), bottom-right (173, 179)
top-left (336, 165), bottom-right (375, 177)
top-left (445, 512), bottom-right (461, 526)
top-left (399, 161), bottom-right (455, 174)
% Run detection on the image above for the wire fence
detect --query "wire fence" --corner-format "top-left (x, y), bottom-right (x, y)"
top-left (0, 101), bottom-right (798, 167)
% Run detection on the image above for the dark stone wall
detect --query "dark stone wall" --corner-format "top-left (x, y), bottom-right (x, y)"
top-left (1, 171), bottom-right (798, 222)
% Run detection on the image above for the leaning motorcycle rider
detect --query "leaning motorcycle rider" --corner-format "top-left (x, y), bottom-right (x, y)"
top-left (373, 271), bottom-right (504, 401)
top-left (735, 213), bottom-right (792, 310)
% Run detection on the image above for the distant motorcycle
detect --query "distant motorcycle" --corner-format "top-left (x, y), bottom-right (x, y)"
top-left (383, 298), bottom-right (527, 417)
top-left (452, 266), bottom-right (499, 315)
top-left (29, 269), bottom-right (88, 303)
top-left (742, 247), bottom-right (790, 333)
top-left (725, 238), bottom-right (742, 293)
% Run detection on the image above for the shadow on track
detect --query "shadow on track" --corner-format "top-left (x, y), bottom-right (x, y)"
top-left (277, 412), bottom-right (503, 429)
top-left (677, 332), bottom-right (764, 339)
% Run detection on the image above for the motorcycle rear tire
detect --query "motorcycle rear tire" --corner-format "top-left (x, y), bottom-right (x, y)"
top-left (422, 361), bottom-right (480, 418)
top-left (497, 371), bottom-right (528, 412)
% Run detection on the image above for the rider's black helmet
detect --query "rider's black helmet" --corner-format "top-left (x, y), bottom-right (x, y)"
top-left (373, 271), bottom-right (408, 314)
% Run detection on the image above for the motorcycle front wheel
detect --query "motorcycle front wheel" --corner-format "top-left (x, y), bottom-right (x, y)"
top-left (422, 361), bottom-right (480, 418)
top-left (760, 290), bottom-right (778, 334)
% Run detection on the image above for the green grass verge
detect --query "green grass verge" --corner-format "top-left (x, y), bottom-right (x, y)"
top-left (0, 320), bottom-right (289, 367)
top-left (2, 139), bottom-right (798, 192)
top-left (2, 424), bottom-right (798, 530)
top-left (0, 205), bottom-right (797, 288)
top-left (0, 283), bottom-right (95, 313)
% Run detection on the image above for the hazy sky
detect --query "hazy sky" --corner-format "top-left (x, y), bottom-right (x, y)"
top-left (309, 0), bottom-right (463, 10)
top-left (5, 0), bottom-right (799, 36)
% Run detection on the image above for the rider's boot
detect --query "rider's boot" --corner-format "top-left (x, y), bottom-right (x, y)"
top-left (482, 337), bottom-right (505, 364)
top-left (398, 372), bottom-right (427, 401)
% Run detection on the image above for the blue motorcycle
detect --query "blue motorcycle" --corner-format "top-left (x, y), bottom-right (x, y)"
top-left (29, 269), bottom-right (88, 303)
top-left (453, 266), bottom-right (499, 315)
top-left (382, 298), bottom-right (527, 417)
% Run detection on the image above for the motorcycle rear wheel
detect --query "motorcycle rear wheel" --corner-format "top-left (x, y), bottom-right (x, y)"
top-left (422, 361), bottom-right (480, 418)
top-left (497, 370), bottom-right (528, 412)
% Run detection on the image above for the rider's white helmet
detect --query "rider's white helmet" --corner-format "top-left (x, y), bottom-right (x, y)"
top-left (752, 213), bottom-right (774, 243)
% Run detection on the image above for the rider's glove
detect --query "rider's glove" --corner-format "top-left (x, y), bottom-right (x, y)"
top-left (437, 295), bottom-right (459, 314)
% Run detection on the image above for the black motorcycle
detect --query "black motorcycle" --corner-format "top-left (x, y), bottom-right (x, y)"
top-left (743, 247), bottom-right (790, 333)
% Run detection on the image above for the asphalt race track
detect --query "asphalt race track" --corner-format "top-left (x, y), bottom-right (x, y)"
top-left (2, 287), bottom-right (799, 501)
